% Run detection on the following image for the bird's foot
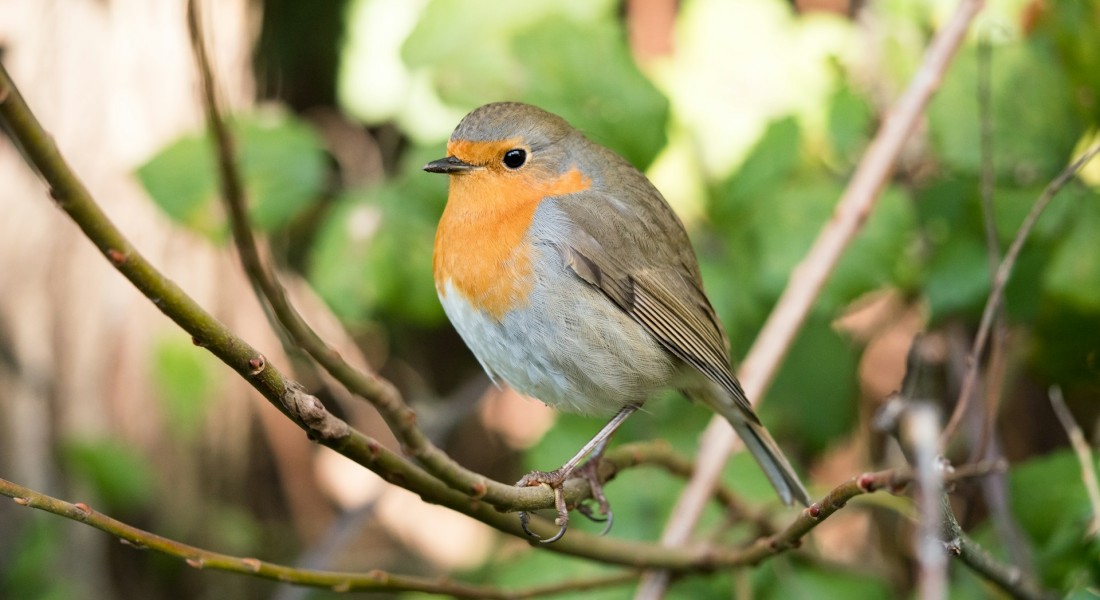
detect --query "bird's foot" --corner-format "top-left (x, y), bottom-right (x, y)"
top-left (515, 459), bottom-right (613, 544)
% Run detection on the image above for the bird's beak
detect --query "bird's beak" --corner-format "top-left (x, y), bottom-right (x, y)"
top-left (423, 156), bottom-right (477, 174)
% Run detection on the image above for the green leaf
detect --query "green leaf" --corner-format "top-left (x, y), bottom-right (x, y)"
top-left (714, 117), bottom-right (803, 225)
top-left (929, 42), bottom-right (1086, 183)
top-left (135, 133), bottom-right (221, 236)
top-left (308, 145), bottom-right (446, 325)
top-left (136, 112), bottom-right (326, 240)
top-left (1045, 194), bottom-right (1100, 311)
top-left (826, 78), bottom-right (873, 167)
top-left (825, 185), bottom-right (918, 309)
top-left (1009, 450), bottom-right (1100, 589)
top-left (149, 334), bottom-right (221, 440)
top-left (924, 234), bottom-right (991, 322)
top-left (762, 316), bottom-right (858, 455)
top-left (511, 17), bottom-right (669, 169)
top-left (1, 519), bottom-right (75, 600)
top-left (61, 438), bottom-right (156, 512)
top-left (758, 561), bottom-right (891, 600)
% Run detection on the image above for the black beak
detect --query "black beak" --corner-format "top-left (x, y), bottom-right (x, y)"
top-left (423, 156), bottom-right (477, 174)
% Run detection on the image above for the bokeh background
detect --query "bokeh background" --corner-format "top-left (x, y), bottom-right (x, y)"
top-left (1, 0), bottom-right (1098, 598)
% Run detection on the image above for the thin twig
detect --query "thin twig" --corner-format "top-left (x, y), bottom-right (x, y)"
top-left (941, 498), bottom-right (1059, 600)
top-left (0, 477), bottom-right (636, 599)
top-left (900, 404), bottom-right (947, 600)
top-left (641, 1), bottom-right (986, 597)
top-left (1048, 386), bottom-right (1100, 537)
top-left (973, 28), bottom-right (1009, 463)
top-left (940, 142), bottom-right (1100, 444)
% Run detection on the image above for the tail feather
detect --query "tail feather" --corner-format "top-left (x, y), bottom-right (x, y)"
top-left (698, 387), bottom-right (812, 507)
top-left (731, 418), bottom-right (812, 506)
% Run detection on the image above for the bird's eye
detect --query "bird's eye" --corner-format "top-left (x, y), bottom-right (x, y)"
top-left (502, 148), bottom-right (527, 169)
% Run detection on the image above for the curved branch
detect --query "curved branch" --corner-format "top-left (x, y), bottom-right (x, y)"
top-left (940, 142), bottom-right (1100, 443)
top-left (0, 477), bottom-right (637, 599)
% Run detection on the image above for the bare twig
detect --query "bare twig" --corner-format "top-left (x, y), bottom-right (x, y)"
top-left (1048, 386), bottom-right (1100, 537)
top-left (641, 1), bottom-right (986, 597)
top-left (941, 500), bottom-right (1059, 600)
top-left (940, 142), bottom-right (1100, 444)
top-left (974, 29), bottom-right (1010, 463)
top-left (900, 404), bottom-right (947, 600)
top-left (0, 477), bottom-right (636, 599)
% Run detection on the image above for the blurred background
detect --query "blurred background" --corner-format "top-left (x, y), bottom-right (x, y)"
top-left (1, 0), bottom-right (1098, 598)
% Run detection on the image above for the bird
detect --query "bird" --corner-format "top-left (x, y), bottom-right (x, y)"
top-left (424, 102), bottom-right (811, 542)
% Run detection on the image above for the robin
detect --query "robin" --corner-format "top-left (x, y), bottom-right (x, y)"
top-left (424, 102), bottom-right (811, 542)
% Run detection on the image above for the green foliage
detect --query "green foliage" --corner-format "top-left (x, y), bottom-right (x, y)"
top-left (1009, 450), bottom-right (1100, 589)
top-left (308, 145), bottom-right (447, 325)
top-left (60, 438), bottom-right (155, 513)
top-left (404, 0), bottom-right (669, 168)
top-left (763, 317), bottom-right (859, 456)
top-left (0, 519), bottom-right (75, 600)
top-left (149, 334), bottom-right (221, 440)
top-left (137, 112), bottom-right (326, 240)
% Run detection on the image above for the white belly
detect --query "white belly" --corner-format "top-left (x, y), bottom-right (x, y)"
top-left (437, 245), bottom-right (677, 416)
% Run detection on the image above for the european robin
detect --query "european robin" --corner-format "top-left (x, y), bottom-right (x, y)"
top-left (425, 102), bottom-right (811, 542)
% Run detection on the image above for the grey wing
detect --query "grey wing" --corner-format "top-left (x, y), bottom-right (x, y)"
top-left (549, 188), bottom-right (757, 420)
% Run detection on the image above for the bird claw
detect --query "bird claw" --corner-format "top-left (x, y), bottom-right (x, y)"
top-left (574, 459), bottom-right (614, 536)
top-left (514, 459), bottom-right (614, 543)
top-left (516, 469), bottom-right (570, 544)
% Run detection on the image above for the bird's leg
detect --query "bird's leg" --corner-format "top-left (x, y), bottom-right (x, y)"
top-left (516, 404), bottom-right (638, 543)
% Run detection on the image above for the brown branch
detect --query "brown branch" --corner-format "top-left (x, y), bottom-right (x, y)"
top-left (940, 498), bottom-right (1059, 600)
top-left (1048, 386), bottom-right (1100, 537)
top-left (0, 477), bottom-right (637, 599)
top-left (642, 1), bottom-right (987, 597)
top-left (1, 461), bottom-right (1006, 593)
top-left (940, 142), bottom-right (1100, 444)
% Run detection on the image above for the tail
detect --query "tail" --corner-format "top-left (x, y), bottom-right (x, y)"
top-left (698, 386), bottom-right (812, 507)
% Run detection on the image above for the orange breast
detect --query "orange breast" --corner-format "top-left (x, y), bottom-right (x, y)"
top-left (434, 141), bottom-right (591, 320)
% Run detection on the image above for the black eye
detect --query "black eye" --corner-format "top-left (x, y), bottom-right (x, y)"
top-left (502, 148), bottom-right (527, 169)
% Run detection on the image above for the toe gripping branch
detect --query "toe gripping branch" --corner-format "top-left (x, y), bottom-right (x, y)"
top-left (515, 459), bottom-right (614, 544)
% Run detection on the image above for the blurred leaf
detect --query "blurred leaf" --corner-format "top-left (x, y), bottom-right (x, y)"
top-left (1, 519), bottom-right (74, 600)
top-left (924, 235), bottom-right (991, 322)
top-left (929, 42), bottom-right (1086, 183)
top-left (136, 111), bottom-right (326, 240)
top-left (61, 438), bottom-right (155, 512)
top-left (1010, 450), bottom-right (1093, 545)
top-left (309, 145), bottom-right (446, 325)
top-left (762, 316), bottom-right (858, 455)
top-left (135, 132), bottom-right (220, 235)
top-left (825, 185), bottom-right (918, 309)
top-left (404, 2), bottom-right (667, 168)
top-left (714, 117), bottom-right (802, 224)
top-left (512, 17), bottom-right (669, 169)
top-left (1009, 450), bottom-right (1100, 589)
top-left (149, 334), bottom-right (220, 440)
top-left (237, 116), bottom-right (328, 231)
top-left (403, 1), bottom-right (616, 105)
top-left (1045, 194), bottom-right (1100, 311)
top-left (758, 561), bottom-right (891, 600)
top-left (826, 77), bottom-right (873, 167)
top-left (751, 176), bottom-right (844, 300)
